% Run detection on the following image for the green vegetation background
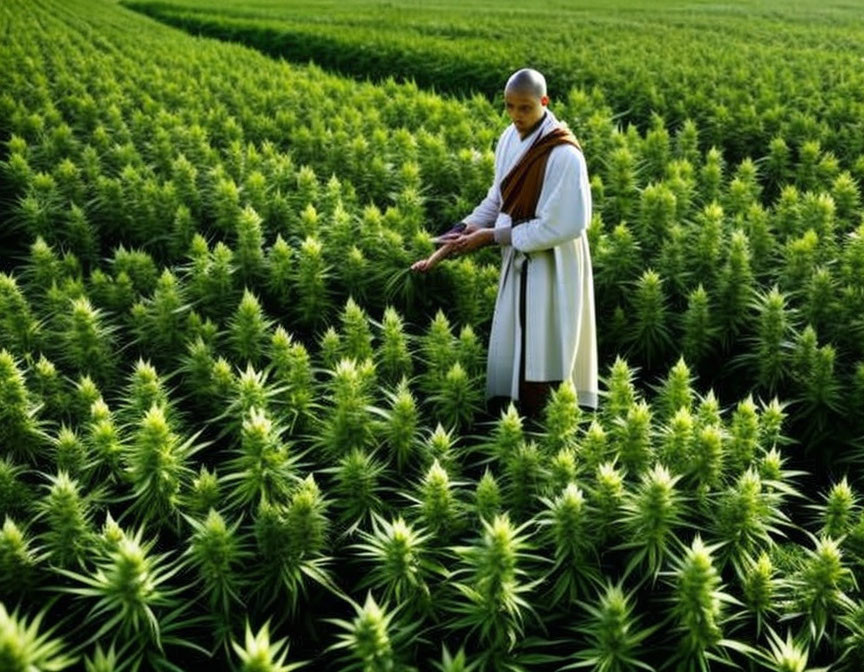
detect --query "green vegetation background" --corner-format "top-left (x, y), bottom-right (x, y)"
top-left (4, 0), bottom-right (864, 670)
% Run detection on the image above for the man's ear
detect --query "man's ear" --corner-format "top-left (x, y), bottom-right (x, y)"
top-left (541, 95), bottom-right (549, 106)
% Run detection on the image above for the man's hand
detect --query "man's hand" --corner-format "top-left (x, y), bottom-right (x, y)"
top-left (413, 224), bottom-right (489, 273)
top-left (450, 228), bottom-right (494, 254)
top-left (434, 222), bottom-right (478, 244)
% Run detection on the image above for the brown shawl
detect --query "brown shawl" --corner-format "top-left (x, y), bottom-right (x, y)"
top-left (500, 126), bottom-right (582, 224)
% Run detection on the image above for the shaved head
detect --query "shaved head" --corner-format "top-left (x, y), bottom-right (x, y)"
top-left (505, 68), bottom-right (547, 100)
top-left (504, 69), bottom-right (549, 137)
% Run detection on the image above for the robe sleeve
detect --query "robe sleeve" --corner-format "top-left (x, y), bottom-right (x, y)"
top-left (462, 181), bottom-right (501, 228)
top-left (462, 128), bottom-right (512, 228)
top-left (509, 146), bottom-right (590, 253)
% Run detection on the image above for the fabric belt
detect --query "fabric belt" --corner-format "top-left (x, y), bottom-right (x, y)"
top-left (518, 252), bottom-right (528, 386)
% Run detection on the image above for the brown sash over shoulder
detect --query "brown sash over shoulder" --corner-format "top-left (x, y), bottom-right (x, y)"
top-left (500, 126), bottom-right (582, 224)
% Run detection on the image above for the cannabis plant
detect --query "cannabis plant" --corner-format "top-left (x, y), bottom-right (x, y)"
top-left (377, 378), bottom-right (421, 474)
top-left (680, 284), bottom-right (718, 365)
top-left (324, 448), bottom-right (386, 534)
top-left (327, 593), bottom-right (417, 672)
top-left (340, 297), bottom-right (374, 362)
top-left (431, 646), bottom-right (481, 672)
top-left (57, 522), bottom-right (202, 664)
top-left (183, 235), bottom-right (238, 322)
top-left (292, 236), bottom-right (331, 330)
top-left (406, 459), bottom-right (465, 543)
top-left (726, 396), bottom-right (760, 474)
top-left (265, 234), bottom-right (294, 311)
top-left (625, 269), bottom-right (671, 370)
top-left (580, 420), bottom-right (611, 474)
top-left (0, 516), bottom-right (41, 598)
top-left (479, 403), bottom-right (525, 465)
top-left (657, 407), bottom-right (695, 475)
top-left (562, 581), bottom-right (656, 672)
top-left (601, 356), bottom-right (640, 422)
top-left (547, 447), bottom-right (579, 495)
top-left (711, 468), bottom-right (788, 572)
top-left (595, 223), bottom-right (642, 310)
top-left (228, 289), bottom-right (274, 367)
top-left (502, 440), bottom-right (547, 520)
top-left (316, 357), bottom-right (378, 457)
top-left (235, 205), bottom-right (266, 284)
top-left (0, 272), bottom-right (41, 355)
top-left (664, 535), bottom-right (745, 669)
top-left (539, 381), bottom-right (583, 453)
top-left (57, 296), bottom-right (118, 387)
top-left (119, 358), bottom-right (175, 427)
top-left (588, 461), bottom-right (626, 545)
top-left (225, 406), bottom-right (297, 510)
top-left (0, 603), bottom-right (77, 672)
top-left (814, 478), bottom-right (858, 539)
top-left (419, 310), bottom-right (458, 393)
top-left (612, 401), bottom-right (654, 476)
top-left (739, 551), bottom-right (783, 635)
top-left (619, 463), bottom-right (685, 581)
top-left (268, 327), bottom-right (314, 430)
top-left (652, 357), bottom-right (694, 423)
top-left (125, 403), bottom-right (204, 529)
top-left (52, 425), bottom-right (87, 481)
top-left (537, 482), bottom-right (598, 605)
top-left (35, 470), bottom-right (96, 568)
top-left (251, 475), bottom-right (336, 612)
top-left (741, 286), bottom-right (795, 394)
top-left (428, 361), bottom-right (482, 430)
top-left (447, 513), bottom-right (543, 657)
top-left (217, 363), bottom-right (281, 436)
top-left (133, 269), bottom-right (190, 366)
top-left (473, 469), bottom-right (503, 522)
top-left (376, 307), bottom-right (413, 385)
top-left (183, 508), bottom-right (248, 617)
top-left (686, 423), bottom-right (726, 495)
top-left (352, 513), bottom-right (440, 614)
top-left (788, 534), bottom-right (857, 645)
top-left (748, 628), bottom-right (825, 672)
top-left (84, 398), bottom-right (125, 484)
top-left (0, 348), bottom-right (46, 462)
top-left (28, 354), bottom-right (68, 424)
top-left (231, 619), bottom-right (304, 672)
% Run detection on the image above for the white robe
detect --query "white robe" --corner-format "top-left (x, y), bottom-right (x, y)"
top-left (463, 108), bottom-right (599, 409)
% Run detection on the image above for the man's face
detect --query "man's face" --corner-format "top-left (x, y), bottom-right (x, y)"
top-left (505, 90), bottom-right (548, 136)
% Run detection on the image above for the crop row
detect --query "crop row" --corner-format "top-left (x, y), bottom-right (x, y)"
top-left (124, 0), bottom-right (864, 168)
top-left (4, 1), bottom-right (864, 455)
top-left (2, 0), bottom-right (864, 668)
top-left (3, 280), bottom-right (864, 668)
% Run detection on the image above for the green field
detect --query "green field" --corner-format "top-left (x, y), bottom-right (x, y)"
top-left (3, 0), bottom-right (864, 669)
top-left (125, 0), bottom-right (864, 166)
top-left (124, 0), bottom-right (864, 456)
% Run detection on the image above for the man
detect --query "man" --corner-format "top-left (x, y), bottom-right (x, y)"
top-left (415, 68), bottom-right (598, 418)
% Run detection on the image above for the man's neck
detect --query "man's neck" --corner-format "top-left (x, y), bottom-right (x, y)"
top-left (519, 110), bottom-right (548, 140)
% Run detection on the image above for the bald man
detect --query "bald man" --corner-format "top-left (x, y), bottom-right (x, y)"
top-left (432, 68), bottom-right (598, 418)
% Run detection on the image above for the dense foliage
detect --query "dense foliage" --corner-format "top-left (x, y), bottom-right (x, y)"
top-left (2, 0), bottom-right (864, 669)
top-left (123, 0), bottom-right (864, 168)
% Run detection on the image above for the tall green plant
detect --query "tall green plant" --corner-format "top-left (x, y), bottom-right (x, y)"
top-left (0, 603), bottom-right (77, 672)
top-left (447, 514), bottom-right (542, 654)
